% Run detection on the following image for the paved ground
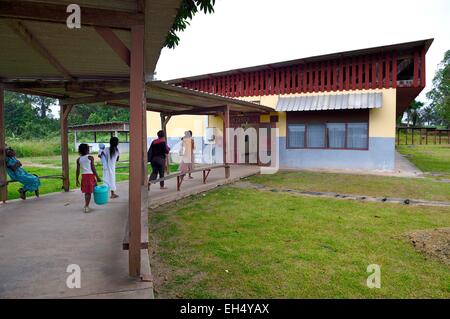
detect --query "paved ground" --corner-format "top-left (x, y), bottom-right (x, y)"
top-left (394, 151), bottom-right (423, 177)
top-left (148, 165), bottom-right (261, 208)
top-left (0, 165), bottom-right (260, 299)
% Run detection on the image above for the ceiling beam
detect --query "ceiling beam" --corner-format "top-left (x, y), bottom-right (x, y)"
top-left (8, 20), bottom-right (73, 80)
top-left (1, 80), bottom-right (130, 90)
top-left (0, 1), bottom-right (144, 29)
top-left (165, 105), bottom-right (228, 116)
top-left (94, 27), bottom-right (131, 67)
top-left (7, 88), bottom-right (67, 99)
top-left (146, 98), bottom-right (201, 109)
top-left (60, 92), bottom-right (129, 105)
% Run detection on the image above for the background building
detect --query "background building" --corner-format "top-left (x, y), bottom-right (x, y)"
top-left (167, 39), bottom-right (433, 171)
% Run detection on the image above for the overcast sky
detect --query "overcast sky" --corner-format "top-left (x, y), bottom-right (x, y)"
top-left (155, 0), bottom-right (450, 102)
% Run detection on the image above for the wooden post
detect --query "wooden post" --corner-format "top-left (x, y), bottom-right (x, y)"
top-left (0, 87), bottom-right (7, 203)
top-left (426, 129), bottom-right (428, 144)
top-left (142, 107), bottom-right (147, 186)
top-left (60, 103), bottom-right (71, 192)
top-left (223, 105), bottom-right (230, 178)
top-left (397, 128), bottom-right (400, 145)
top-left (160, 113), bottom-right (171, 174)
top-left (128, 25), bottom-right (145, 277)
top-left (74, 130), bottom-right (77, 151)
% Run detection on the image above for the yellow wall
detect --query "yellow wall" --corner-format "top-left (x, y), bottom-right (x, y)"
top-left (171, 88), bottom-right (396, 141)
top-left (237, 88), bottom-right (397, 138)
top-left (146, 111), bottom-right (206, 138)
top-left (368, 89), bottom-right (396, 138)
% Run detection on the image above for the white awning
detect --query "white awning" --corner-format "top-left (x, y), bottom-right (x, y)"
top-left (276, 92), bottom-right (383, 111)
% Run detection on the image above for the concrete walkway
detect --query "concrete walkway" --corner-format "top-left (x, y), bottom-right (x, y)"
top-left (0, 165), bottom-right (260, 299)
top-left (148, 165), bottom-right (261, 208)
top-left (0, 182), bottom-right (153, 299)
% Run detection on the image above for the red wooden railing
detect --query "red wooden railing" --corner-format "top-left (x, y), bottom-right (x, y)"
top-left (178, 47), bottom-right (425, 98)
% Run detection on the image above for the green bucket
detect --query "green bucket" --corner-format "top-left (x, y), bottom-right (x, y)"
top-left (93, 185), bottom-right (109, 205)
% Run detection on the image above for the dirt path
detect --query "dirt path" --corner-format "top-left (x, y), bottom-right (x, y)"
top-left (21, 162), bottom-right (61, 169)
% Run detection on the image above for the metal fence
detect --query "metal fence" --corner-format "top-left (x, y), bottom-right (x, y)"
top-left (396, 127), bottom-right (450, 145)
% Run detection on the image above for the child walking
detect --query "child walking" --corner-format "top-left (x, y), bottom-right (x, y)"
top-left (76, 144), bottom-right (101, 213)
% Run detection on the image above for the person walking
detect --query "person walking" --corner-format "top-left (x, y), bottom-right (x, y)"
top-left (180, 131), bottom-right (195, 178)
top-left (103, 137), bottom-right (120, 198)
top-left (148, 130), bottom-right (170, 190)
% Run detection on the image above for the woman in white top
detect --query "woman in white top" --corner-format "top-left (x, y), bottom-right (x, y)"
top-left (180, 131), bottom-right (195, 178)
top-left (102, 137), bottom-right (120, 198)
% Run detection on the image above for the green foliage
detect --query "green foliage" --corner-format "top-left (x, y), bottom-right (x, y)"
top-left (404, 100), bottom-right (424, 126)
top-left (68, 104), bottom-right (129, 125)
top-left (165, 0), bottom-right (216, 49)
top-left (426, 50), bottom-right (450, 127)
top-left (4, 91), bottom-right (59, 139)
top-left (7, 136), bottom-right (61, 157)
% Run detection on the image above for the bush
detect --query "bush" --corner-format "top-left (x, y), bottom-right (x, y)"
top-left (7, 137), bottom-right (62, 157)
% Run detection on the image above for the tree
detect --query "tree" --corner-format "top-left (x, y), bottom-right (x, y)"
top-left (68, 104), bottom-right (129, 125)
top-left (426, 50), bottom-right (450, 128)
top-left (29, 96), bottom-right (56, 119)
top-left (4, 91), bottom-right (59, 139)
top-left (165, 0), bottom-right (216, 49)
top-left (404, 100), bottom-right (424, 127)
top-left (419, 104), bottom-right (441, 127)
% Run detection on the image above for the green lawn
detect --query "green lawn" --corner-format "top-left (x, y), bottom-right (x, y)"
top-left (6, 153), bottom-right (178, 200)
top-left (249, 171), bottom-right (450, 202)
top-left (150, 187), bottom-right (450, 298)
top-left (397, 144), bottom-right (450, 177)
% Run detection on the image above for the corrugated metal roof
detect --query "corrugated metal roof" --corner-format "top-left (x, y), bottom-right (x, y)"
top-left (276, 92), bottom-right (383, 112)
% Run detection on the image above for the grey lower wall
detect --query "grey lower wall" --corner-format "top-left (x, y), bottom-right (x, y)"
top-left (279, 137), bottom-right (395, 171)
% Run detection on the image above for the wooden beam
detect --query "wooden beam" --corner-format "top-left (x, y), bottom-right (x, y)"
top-left (0, 87), bottom-right (7, 203)
top-left (7, 88), bottom-right (67, 99)
top-left (94, 27), bottom-right (131, 67)
top-left (60, 92), bottom-right (129, 105)
top-left (8, 20), bottom-right (72, 80)
top-left (223, 105), bottom-right (230, 166)
top-left (0, 1), bottom-right (144, 29)
top-left (60, 103), bottom-right (70, 192)
top-left (146, 98), bottom-right (198, 110)
top-left (421, 47), bottom-right (426, 87)
top-left (2, 80), bottom-right (130, 90)
top-left (164, 105), bottom-right (227, 116)
top-left (128, 25), bottom-right (145, 277)
top-left (160, 114), bottom-right (171, 174)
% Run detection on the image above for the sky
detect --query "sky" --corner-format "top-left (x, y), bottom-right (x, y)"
top-left (155, 0), bottom-right (450, 102)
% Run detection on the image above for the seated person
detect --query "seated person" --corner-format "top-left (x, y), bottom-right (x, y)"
top-left (5, 147), bottom-right (40, 200)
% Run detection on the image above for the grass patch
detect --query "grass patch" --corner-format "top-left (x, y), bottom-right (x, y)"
top-left (150, 187), bottom-right (450, 298)
top-left (249, 171), bottom-right (450, 202)
top-left (397, 144), bottom-right (450, 177)
top-left (6, 137), bottom-right (65, 157)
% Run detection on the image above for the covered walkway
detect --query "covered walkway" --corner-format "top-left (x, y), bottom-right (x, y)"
top-left (0, 0), bottom-right (272, 279)
top-left (0, 165), bottom-right (260, 298)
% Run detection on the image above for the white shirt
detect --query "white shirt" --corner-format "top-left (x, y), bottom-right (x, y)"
top-left (79, 155), bottom-right (93, 174)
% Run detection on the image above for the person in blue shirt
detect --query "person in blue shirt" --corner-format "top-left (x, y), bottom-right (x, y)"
top-left (5, 147), bottom-right (40, 200)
